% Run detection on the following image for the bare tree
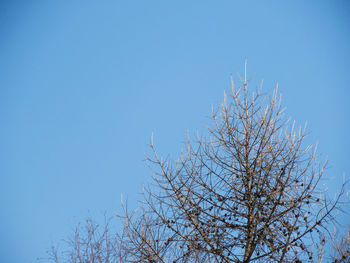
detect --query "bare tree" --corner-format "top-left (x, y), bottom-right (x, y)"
top-left (331, 226), bottom-right (350, 262)
top-left (118, 62), bottom-right (345, 262)
top-left (49, 63), bottom-right (346, 262)
top-left (47, 216), bottom-right (124, 263)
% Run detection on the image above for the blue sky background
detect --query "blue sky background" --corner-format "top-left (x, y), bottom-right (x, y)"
top-left (1, 1), bottom-right (349, 262)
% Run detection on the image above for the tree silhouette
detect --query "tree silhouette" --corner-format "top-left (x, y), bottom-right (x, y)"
top-left (49, 63), bottom-right (346, 263)
top-left (331, 226), bottom-right (350, 262)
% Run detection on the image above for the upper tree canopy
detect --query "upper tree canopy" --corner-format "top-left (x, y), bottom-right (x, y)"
top-left (118, 63), bottom-right (345, 263)
top-left (49, 64), bottom-right (346, 263)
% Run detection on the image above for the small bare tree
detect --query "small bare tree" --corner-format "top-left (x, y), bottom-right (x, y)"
top-left (331, 226), bottom-right (350, 262)
top-left (47, 217), bottom-right (124, 263)
top-left (48, 63), bottom-right (346, 262)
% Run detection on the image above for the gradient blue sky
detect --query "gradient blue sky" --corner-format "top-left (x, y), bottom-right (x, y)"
top-left (1, 1), bottom-right (349, 262)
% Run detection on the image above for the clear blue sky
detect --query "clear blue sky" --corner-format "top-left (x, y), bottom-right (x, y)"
top-left (1, 1), bottom-right (349, 262)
